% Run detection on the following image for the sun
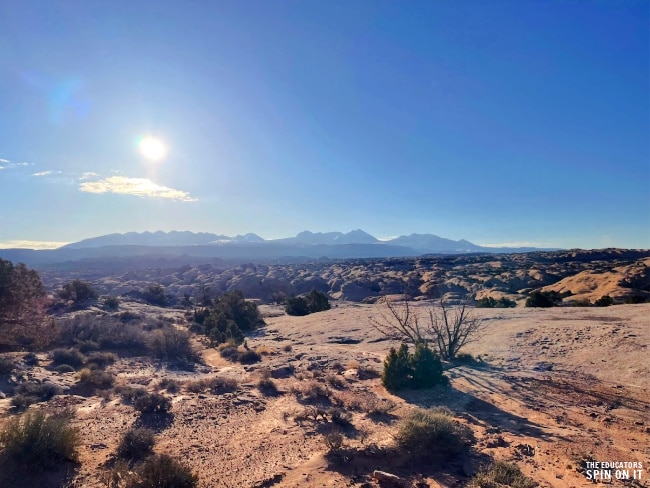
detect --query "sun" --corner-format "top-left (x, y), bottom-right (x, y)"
top-left (138, 136), bottom-right (167, 161)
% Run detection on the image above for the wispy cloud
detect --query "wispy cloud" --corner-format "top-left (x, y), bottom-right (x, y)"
top-left (32, 170), bottom-right (62, 177)
top-left (0, 240), bottom-right (69, 250)
top-left (79, 176), bottom-right (197, 202)
top-left (79, 171), bottom-right (99, 180)
top-left (0, 160), bottom-right (32, 170)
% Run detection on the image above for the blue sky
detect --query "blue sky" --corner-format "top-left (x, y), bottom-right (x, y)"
top-left (1, 0), bottom-right (648, 249)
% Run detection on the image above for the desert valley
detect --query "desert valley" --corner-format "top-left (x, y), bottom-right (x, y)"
top-left (0, 233), bottom-right (648, 487)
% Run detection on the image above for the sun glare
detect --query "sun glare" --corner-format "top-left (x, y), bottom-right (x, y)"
top-left (138, 136), bottom-right (167, 161)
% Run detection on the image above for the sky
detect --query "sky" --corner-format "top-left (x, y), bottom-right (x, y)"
top-left (1, 0), bottom-right (648, 250)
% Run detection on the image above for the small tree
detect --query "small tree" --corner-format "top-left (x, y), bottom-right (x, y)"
top-left (285, 296), bottom-right (310, 316)
top-left (428, 296), bottom-right (485, 361)
top-left (59, 280), bottom-right (98, 306)
top-left (594, 295), bottom-right (614, 307)
top-left (305, 289), bottom-right (331, 313)
top-left (410, 342), bottom-right (444, 388)
top-left (382, 343), bottom-right (411, 391)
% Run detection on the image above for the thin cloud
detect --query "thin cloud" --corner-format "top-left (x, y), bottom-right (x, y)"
top-left (79, 176), bottom-right (197, 202)
top-left (32, 170), bottom-right (62, 177)
top-left (0, 161), bottom-right (32, 171)
top-left (79, 171), bottom-right (99, 180)
top-left (0, 240), bottom-right (69, 250)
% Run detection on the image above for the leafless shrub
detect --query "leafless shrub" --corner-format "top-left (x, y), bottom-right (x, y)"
top-left (371, 295), bottom-right (485, 360)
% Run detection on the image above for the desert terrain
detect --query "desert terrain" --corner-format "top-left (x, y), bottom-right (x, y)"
top-left (1, 298), bottom-right (648, 487)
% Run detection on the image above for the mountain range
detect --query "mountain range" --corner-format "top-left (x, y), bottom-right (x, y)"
top-left (1, 230), bottom-right (557, 268)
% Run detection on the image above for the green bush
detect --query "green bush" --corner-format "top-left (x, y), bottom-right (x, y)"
top-left (594, 295), bottom-right (614, 307)
top-left (124, 453), bottom-right (198, 488)
top-left (142, 284), bottom-right (168, 307)
top-left (103, 296), bottom-right (120, 310)
top-left (55, 364), bottom-right (76, 374)
top-left (59, 280), bottom-right (98, 306)
top-left (0, 409), bottom-right (79, 470)
top-left (525, 290), bottom-right (566, 308)
top-left (469, 460), bottom-right (537, 488)
top-left (382, 342), bottom-right (446, 391)
top-left (197, 290), bottom-right (263, 346)
top-left (382, 344), bottom-right (412, 391)
top-left (78, 368), bottom-right (115, 390)
top-left (476, 296), bottom-right (516, 308)
top-left (285, 296), bottom-right (310, 316)
top-left (395, 408), bottom-right (472, 459)
top-left (285, 289), bottom-right (331, 316)
top-left (117, 428), bottom-right (155, 461)
top-left (133, 392), bottom-right (172, 414)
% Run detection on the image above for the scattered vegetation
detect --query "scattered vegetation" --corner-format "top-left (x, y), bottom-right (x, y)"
top-left (0, 409), bottom-right (79, 470)
top-left (469, 460), bottom-right (537, 488)
top-left (11, 381), bottom-right (62, 409)
top-left (476, 296), bottom-right (516, 308)
top-left (394, 407), bottom-right (472, 459)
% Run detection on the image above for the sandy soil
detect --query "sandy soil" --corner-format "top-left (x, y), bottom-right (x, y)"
top-left (1, 302), bottom-right (648, 487)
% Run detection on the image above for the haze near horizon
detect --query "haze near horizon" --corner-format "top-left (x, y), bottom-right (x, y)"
top-left (1, 1), bottom-right (648, 250)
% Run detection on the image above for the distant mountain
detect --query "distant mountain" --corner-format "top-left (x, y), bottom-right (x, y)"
top-left (62, 230), bottom-right (227, 249)
top-left (0, 229), bottom-right (564, 268)
top-left (385, 233), bottom-right (483, 253)
top-left (276, 229), bottom-right (379, 246)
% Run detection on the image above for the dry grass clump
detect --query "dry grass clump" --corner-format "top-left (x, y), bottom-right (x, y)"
top-left (255, 345), bottom-right (274, 356)
top-left (116, 385), bottom-right (149, 404)
top-left (78, 367), bottom-right (115, 390)
top-left (51, 348), bottom-right (85, 369)
top-left (256, 369), bottom-right (279, 396)
top-left (124, 453), bottom-right (198, 488)
top-left (0, 409), bottom-right (79, 470)
top-left (290, 380), bottom-right (331, 402)
top-left (133, 392), bottom-right (172, 414)
top-left (117, 427), bottom-right (156, 461)
top-left (468, 460), bottom-right (537, 488)
top-left (11, 381), bottom-right (62, 409)
top-left (185, 376), bottom-right (238, 394)
top-left (156, 378), bottom-right (182, 393)
top-left (395, 407), bottom-right (473, 459)
top-left (58, 314), bottom-right (146, 351)
top-left (146, 327), bottom-right (200, 366)
top-left (325, 374), bottom-right (346, 389)
top-left (84, 351), bottom-right (117, 369)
